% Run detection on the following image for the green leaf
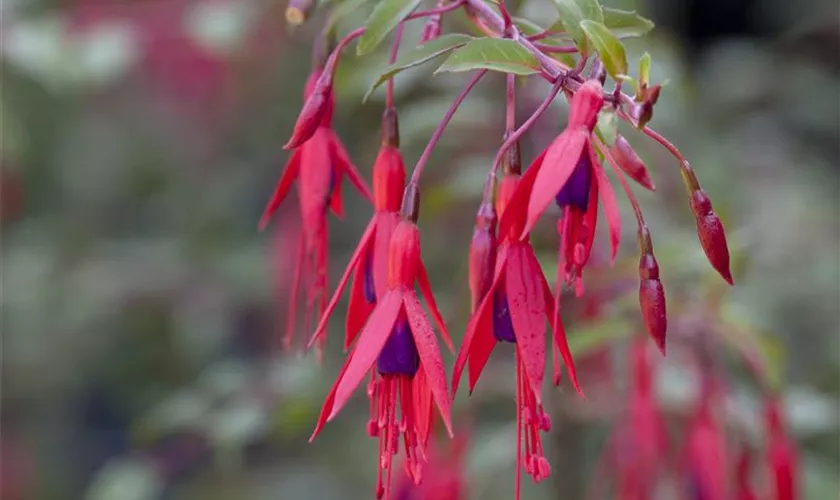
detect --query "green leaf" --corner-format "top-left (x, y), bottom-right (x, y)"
top-left (602, 8), bottom-right (655, 38)
top-left (324, 0), bottom-right (376, 33)
top-left (580, 20), bottom-right (628, 78)
top-left (552, 0), bottom-right (589, 54)
top-left (596, 109), bottom-right (617, 146)
top-left (639, 52), bottom-right (651, 85)
top-left (364, 34), bottom-right (473, 101)
top-left (436, 38), bottom-right (541, 76)
top-left (357, 0), bottom-right (424, 56)
top-left (573, 0), bottom-right (603, 23)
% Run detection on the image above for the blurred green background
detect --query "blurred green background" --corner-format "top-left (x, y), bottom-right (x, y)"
top-left (1, 0), bottom-right (838, 499)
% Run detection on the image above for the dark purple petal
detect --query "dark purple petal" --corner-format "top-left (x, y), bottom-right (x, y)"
top-left (493, 293), bottom-right (516, 343)
top-left (377, 319), bottom-right (419, 376)
top-left (554, 147), bottom-right (592, 211)
top-left (363, 252), bottom-right (376, 304)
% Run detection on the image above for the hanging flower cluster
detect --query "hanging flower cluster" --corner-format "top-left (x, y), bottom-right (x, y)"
top-left (258, 0), bottom-right (744, 497)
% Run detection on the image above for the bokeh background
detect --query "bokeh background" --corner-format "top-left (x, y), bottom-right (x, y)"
top-left (2, 0), bottom-right (838, 498)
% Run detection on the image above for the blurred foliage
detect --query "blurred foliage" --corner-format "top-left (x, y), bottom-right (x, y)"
top-left (1, 0), bottom-right (838, 499)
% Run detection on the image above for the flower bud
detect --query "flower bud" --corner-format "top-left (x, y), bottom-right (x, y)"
top-left (568, 80), bottom-right (604, 130)
top-left (420, 14), bottom-right (442, 42)
top-left (638, 227), bottom-right (666, 354)
top-left (388, 220), bottom-right (421, 288)
top-left (285, 0), bottom-right (315, 27)
top-left (284, 70), bottom-right (334, 149)
top-left (468, 201), bottom-right (497, 312)
top-left (690, 189), bottom-right (733, 285)
top-left (610, 135), bottom-right (655, 191)
top-left (631, 100), bottom-right (653, 129)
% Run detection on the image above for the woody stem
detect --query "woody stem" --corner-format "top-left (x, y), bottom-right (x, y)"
top-left (409, 70), bottom-right (487, 185)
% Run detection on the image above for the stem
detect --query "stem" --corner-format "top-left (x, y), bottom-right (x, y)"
top-left (385, 23), bottom-right (405, 109)
top-left (406, 0), bottom-right (465, 21)
top-left (490, 78), bottom-right (564, 175)
top-left (534, 43), bottom-right (578, 54)
top-left (409, 70), bottom-right (488, 185)
top-left (506, 74), bottom-right (515, 134)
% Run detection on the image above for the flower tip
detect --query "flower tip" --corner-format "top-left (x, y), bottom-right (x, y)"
top-left (656, 338), bottom-right (666, 356)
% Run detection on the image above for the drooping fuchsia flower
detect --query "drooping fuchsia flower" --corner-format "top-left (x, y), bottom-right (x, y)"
top-left (682, 378), bottom-right (728, 500)
top-left (309, 108), bottom-right (413, 351)
top-left (499, 80), bottom-right (621, 298)
top-left (736, 445), bottom-right (758, 500)
top-left (602, 338), bottom-right (668, 500)
top-left (453, 144), bottom-right (580, 500)
top-left (309, 188), bottom-right (454, 499)
top-left (765, 396), bottom-right (798, 500)
top-left (259, 53), bottom-right (372, 356)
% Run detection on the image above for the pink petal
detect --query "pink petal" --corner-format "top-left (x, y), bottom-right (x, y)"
top-left (328, 289), bottom-right (404, 421)
top-left (591, 147), bottom-right (621, 264)
top-left (345, 243), bottom-right (376, 350)
top-left (373, 211), bottom-right (400, 299)
top-left (417, 263), bottom-right (454, 353)
top-left (412, 367), bottom-right (434, 449)
top-left (497, 151), bottom-right (545, 242)
top-left (258, 148), bottom-right (301, 230)
top-left (329, 170), bottom-right (345, 218)
top-left (505, 244), bottom-right (546, 402)
top-left (331, 130), bottom-right (373, 202)
top-left (310, 351), bottom-right (352, 441)
top-left (522, 129), bottom-right (588, 239)
top-left (539, 254), bottom-right (582, 395)
top-left (403, 291), bottom-right (453, 437)
top-left (308, 218), bottom-right (376, 349)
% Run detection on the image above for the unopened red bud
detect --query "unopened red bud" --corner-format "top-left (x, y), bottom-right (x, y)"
top-left (469, 201), bottom-right (497, 312)
top-left (689, 190), bottom-right (733, 285)
top-left (639, 249), bottom-right (666, 354)
top-left (284, 71), bottom-right (333, 149)
top-left (632, 100), bottom-right (654, 129)
top-left (381, 107), bottom-right (400, 147)
top-left (645, 84), bottom-right (661, 106)
top-left (610, 135), bottom-right (655, 191)
top-left (285, 0), bottom-right (314, 26)
top-left (568, 80), bottom-right (605, 130)
top-left (420, 15), bottom-right (442, 42)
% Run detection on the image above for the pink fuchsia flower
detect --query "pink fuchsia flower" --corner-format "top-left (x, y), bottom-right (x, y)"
top-left (682, 379), bottom-right (727, 500)
top-left (310, 108), bottom-right (408, 351)
top-left (735, 445), bottom-right (758, 500)
top-left (765, 396), bottom-right (798, 500)
top-left (453, 148), bottom-right (580, 500)
top-left (309, 197), bottom-right (454, 499)
top-left (260, 62), bottom-right (372, 356)
top-left (394, 430), bottom-right (469, 500)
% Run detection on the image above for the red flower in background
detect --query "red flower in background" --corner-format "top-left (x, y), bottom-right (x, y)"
top-left (310, 108), bottom-right (406, 351)
top-left (453, 146), bottom-right (580, 499)
top-left (260, 63), bottom-right (372, 356)
top-left (394, 430), bottom-right (469, 500)
top-left (310, 207), bottom-right (454, 499)
top-left (765, 396), bottom-right (798, 500)
top-left (683, 379), bottom-right (727, 500)
top-left (736, 445), bottom-right (758, 500)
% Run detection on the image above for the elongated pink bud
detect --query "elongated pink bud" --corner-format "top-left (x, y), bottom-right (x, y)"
top-left (420, 14), bottom-right (442, 42)
top-left (689, 189), bottom-right (733, 285)
top-left (610, 135), bottom-right (655, 191)
top-left (468, 200), bottom-right (497, 312)
top-left (568, 80), bottom-right (604, 130)
top-left (284, 70), bottom-right (334, 150)
top-left (638, 227), bottom-right (666, 354)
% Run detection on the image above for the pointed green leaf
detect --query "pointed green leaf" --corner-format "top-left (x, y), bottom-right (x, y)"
top-left (357, 0), bottom-right (424, 56)
top-left (324, 0), bottom-right (376, 33)
top-left (573, 0), bottom-right (603, 23)
top-left (602, 8), bottom-right (654, 38)
top-left (436, 38), bottom-right (541, 76)
top-left (580, 20), bottom-right (627, 78)
top-left (596, 109), bottom-right (617, 146)
top-left (364, 34), bottom-right (473, 101)
top-left (552, 0), bottom-right (589, 54)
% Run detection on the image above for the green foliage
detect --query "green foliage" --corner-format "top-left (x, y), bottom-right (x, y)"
top-left (436, 38), bottom-right (541, 76)
top-left (357, 0), bottom-right (424, 55)
top-left (601, 8), bottom-right (655, 38)
top-left (580, 20), bottom-right (628, 78)
top-left (364, 34), bottom-right (473, 100)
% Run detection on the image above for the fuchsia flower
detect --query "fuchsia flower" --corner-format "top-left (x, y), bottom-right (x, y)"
top-left (310, 191), bottom-right (454, 499)
top-left (260, 61), bottom-right (372, 355)
top-left (453, 146), bottom-right (580, 499)
top-left (765, 396), bottom-right (798, 500)
top-left (736, 445), bottom-right (758, 500)
top-left (500, 80), bottom-right (621, 297)
top-left (394, 430), bottom-right (469, 500)
top-left (605, 338), bottom-right (668, 500)
top-left (310, 109), bottom-right (412, 351)
top-left (682, 379), bottom-right (727, 500)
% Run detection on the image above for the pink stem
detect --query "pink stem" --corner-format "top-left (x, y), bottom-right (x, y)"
top-left (534, 43), bottom-right (578, 53)
top-left (406, 0), bottom-right (466, 21)
top-left (409, 70), bottom-right (488, 185)
top-left (386, 23), bottom-right (405, 109)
